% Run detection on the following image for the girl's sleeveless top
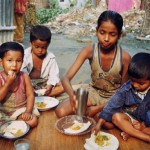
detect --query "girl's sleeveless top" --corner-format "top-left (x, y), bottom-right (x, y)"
top-left (90, 43), bottom-right (122, 98)
top-left (0, 71), bottom-right (26, 114)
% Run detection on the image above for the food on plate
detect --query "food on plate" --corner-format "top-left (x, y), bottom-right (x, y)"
top-left (95, 133), bottom-right (110, 146)
top-left (2, 121), bottom-right (27, 138)
top-left (13, 129), bottom-right (24, 136)
top-left (64, 120), bottom-right (91, 134)
top-left (84, 131), bottom-right (119, 150)
top-left (35, 97), bottom-right (59, 111)
top-left (35, 102), bottom-right (47, 108)
top-left (70, 122), bottom-right (84, 130)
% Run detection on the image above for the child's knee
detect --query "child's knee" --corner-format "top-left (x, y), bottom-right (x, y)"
top-left (26, 116), bottom-right (38, 128)
top-left (32, 116), bottom-right (38, 127)
top-left (55, 107), bottom-right (66, 118)
top-left (112, 112), bottom-right (122, 124)
top-left (55, 100), bottom-right (73, 118)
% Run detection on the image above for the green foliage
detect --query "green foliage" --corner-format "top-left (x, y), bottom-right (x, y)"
top-left (36, 8), bottom-right (69, 24)
top-left (48, 0), bottom-right (59, 8)
top-left (69, 0), bottom-right (77, 7)
top-left (85, 0), bottom-right (93, 6)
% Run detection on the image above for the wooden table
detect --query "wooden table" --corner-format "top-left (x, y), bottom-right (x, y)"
top-left (0, 109), bottom-right (150, 150)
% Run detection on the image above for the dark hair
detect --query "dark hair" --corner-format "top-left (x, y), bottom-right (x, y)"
top-left (0, 42), bottom-right (24, 59)
top-left (30, 25), bottom-right (51, 43)
top-left (97, 10), bottom-right (123, 36)
top-left (128, 52), bottom-right (150, 80)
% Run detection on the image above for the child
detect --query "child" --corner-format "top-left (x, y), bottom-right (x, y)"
top-left (0, 42), bottom-right (38, 127)
top-left (55, 10), bottom-right (131, 118)
top-left (21, 25), bottom-right (64, 97)
top-left (92, 52), bottom-right (150, 143)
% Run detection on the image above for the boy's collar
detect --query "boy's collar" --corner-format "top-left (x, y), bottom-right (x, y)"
top-left (129, 81), bottom-right (150, 95)
top-left (138, 87), bottom-right (150, 95)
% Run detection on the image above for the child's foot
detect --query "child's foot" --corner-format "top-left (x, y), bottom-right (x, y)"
top-left (121, 132), bottom-right (130, 141)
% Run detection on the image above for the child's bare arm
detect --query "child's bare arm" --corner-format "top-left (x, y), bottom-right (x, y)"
top-left (24, 73), bottom-right (35, 113)
top-left (92, 118), bottom-right (106, 135)
top-left (61, 45), bottom-right (93, 110)
top-left (0, 71), bottom-right (16, 101)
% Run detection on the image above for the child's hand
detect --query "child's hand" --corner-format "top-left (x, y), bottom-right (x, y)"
top-left (44, 85), bottom-right (53, 95)
top-left (7, 71), bottom-right (16, 84)
top-left (21, 112), bottom-right (33, 121)
top-left (132, 120), bottom-right (146, 131)
top-left (92, 118), bottom-right (106, 135)
top-left (92, 123), bottom-right (101, 135)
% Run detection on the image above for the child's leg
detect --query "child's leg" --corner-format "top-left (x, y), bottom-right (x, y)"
top-left (120, 120), bottom-right (147, 141)
top-left (55, 99), bottom-right (74, 118)
top-left (86, 93), bottom-right (107, 117)
top-left (86, 103), bottom-right (106, 117)
top-left (120, 120), bottom-right (141, 141)
top-left (25, 115), bottom-right (38, 128)
top-left (112, 113), bottom-right (150, 142)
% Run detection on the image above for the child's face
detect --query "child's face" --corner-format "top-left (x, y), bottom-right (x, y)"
top-left (96, 20), bottom-right (119, 51)
top-left (31, 40), bottom-right (49, 57)
top-left (1, 50), bottom-right (23, 75)
top-left (130, 77), bottom-right (150, 92)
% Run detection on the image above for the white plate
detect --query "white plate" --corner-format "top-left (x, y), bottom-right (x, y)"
top-left (0, 121), bottom-right (30, 140)
top-left (34, 96), bottom-right (59, 111)
top-left (84, 131), bottom-right (119, 150)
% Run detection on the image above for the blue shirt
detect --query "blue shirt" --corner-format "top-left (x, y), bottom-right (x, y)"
top-left (99, 80), bottom-right (150, 126)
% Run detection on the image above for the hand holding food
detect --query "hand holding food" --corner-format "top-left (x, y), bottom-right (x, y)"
top-left (7, 71), bottom-right (17, 84)
top-left (44, 85), bottom-right (53, 95)
top-left (92, 118), bottom-right (106, 135)
top-left (8, 70), bottom-right (14, 75)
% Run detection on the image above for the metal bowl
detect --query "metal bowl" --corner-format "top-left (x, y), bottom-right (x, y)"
top-left (0, 120), bottom-right (30, 140)
top-left (55, 115), bottom-right (96, 136)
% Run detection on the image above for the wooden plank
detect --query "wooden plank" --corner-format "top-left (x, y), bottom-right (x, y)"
top-left (0, 109), bottom-right (150, 150)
